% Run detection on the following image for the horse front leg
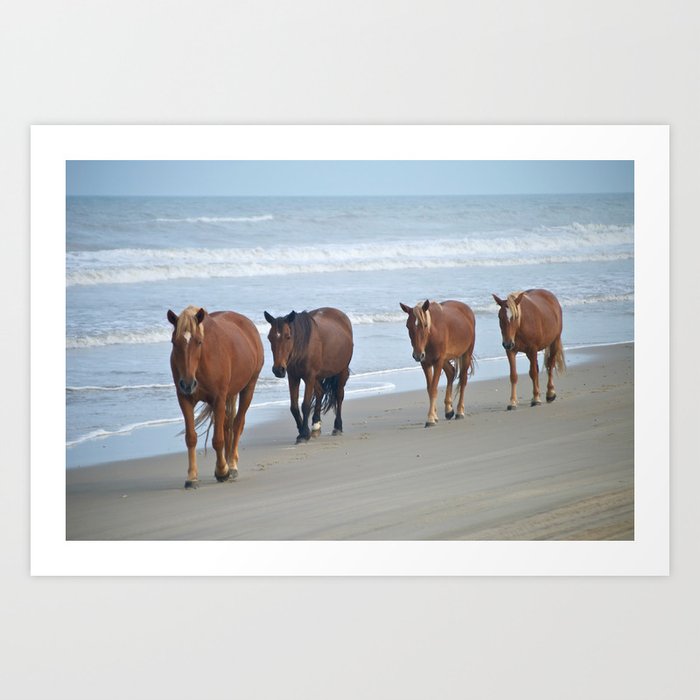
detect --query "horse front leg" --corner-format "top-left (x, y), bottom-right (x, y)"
top-left (288, 375), bottom-right (303, 434)
top-left (442, 359), bottom-right (456, 420)
top-left (506, 350), bottom-right (518, 410)
top-left (229, 380), bottom-right (257, 478)
top-left (425, 360), bottom-right (442, 427)
top-left (178, 395), bottom-right (199, 488)
top-left (527, 349), bottom-right (541, 406)
top-left (297, 375), bottom-right (316, 443)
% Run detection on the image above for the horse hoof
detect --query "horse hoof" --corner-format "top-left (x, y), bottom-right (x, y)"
top-left (507, 405), bottom-right (517, 411)
top-left (531, 400), bottom-right (542, 407)
top-left (296, 434), bottom-right (310, 444)
top-left (332, 428), bottom-right (342, 436)
top-left (455, 413), bottom-right (465, 420)
top-left (425, 421), bottom-right (436, 428)
top-left (214, 469), bottom-right (238, 484)
top-left (445, 410), bottom-right (455, 420)
top-left (184, 479), bottom-right (199, 489)
top-left (546, 394), bottom-right (556, 403)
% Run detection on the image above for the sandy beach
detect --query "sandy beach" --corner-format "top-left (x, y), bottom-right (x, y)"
top-left (66, 343), bottom-right (633, 540)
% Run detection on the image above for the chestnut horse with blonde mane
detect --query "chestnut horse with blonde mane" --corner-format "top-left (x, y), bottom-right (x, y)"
top-left (400, 299), bottom-right (476, 427)
top-left (492, 288), bottom-right (565, 410)
top-left (167, 306), bottom-right (264, 488)
top-left (264, 307), bottom-right (353, 443)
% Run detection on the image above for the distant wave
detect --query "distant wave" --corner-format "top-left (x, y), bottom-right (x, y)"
top-left (66, 224), bottom-right (633, 286)
top-left (154, 214), bottom-right (274, 223)
top-left (67, 383), bottom-right (172, 393)
top-left (67, 293), bottom-right (632, 349)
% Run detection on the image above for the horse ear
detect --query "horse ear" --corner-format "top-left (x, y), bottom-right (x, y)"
top-left (264, 311), bottom-right (275, 325)
top-left (167, 309), bottom-right (178, 326)
top-left (422, 299), bottom-right (430, 312)
top-left (286, 311), bottom-right (296, 324)
top-left (400, 303), bottom-right (411, 314)
top-left (514, 292), bottom-right (525, 306)
top-left (195, 308), bottom-right (207, 324)
top-left (492, 294), bottom-right (504, 306)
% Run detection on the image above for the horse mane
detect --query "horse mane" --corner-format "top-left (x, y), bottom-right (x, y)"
top-left (413, 301), bottom-right (440, 328)
top-left (289, 311), bottom-right (315, 362)
top-left (506, 292), bottom-right (524, 322)
top-left (175, 305), bottom-right (205, 339)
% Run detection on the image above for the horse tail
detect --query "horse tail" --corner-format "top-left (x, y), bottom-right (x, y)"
top-left (319, 375), bottom-right (340, 415)
top-left (545, 336), bottom-right (566, 374)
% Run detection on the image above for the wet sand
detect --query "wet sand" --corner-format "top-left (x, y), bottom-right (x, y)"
top-left (66, 343), bottom-right (634, 540)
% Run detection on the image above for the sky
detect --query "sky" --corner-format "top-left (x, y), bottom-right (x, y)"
top-left (66, 160), bottom-right (633, 197)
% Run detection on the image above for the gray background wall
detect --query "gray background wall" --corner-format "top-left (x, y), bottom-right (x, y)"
top-left (3, 2), bottom-right (696, 698)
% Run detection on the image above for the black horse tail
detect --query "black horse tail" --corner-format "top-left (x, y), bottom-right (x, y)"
top-left (318, 370), bottom-right (352, 415)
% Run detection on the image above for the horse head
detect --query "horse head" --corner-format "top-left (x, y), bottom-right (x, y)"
top-left (492, 292), bottom-right (524, 351)
top-left (264, 310), bottom-right (296, 378)
top-left (168, 306), bottom-right (207, 396)
top-left (400, 300), bottom-right (431, 363)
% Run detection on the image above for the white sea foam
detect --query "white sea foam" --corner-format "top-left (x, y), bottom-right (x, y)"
top-left (66, 224), bottom-right (633, 286)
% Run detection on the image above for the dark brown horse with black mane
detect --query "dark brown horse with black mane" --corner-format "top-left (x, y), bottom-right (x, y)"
top-left (167, 306), bottom-right (264, 488)
top-left (400, 299), bottom-right (476, 427)
top-left (492, 288), bottom-right (565, 410)
top-left (264, 307), bottom-right (353, 443)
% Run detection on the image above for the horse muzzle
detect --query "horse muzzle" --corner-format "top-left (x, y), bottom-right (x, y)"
top-left (502, 341), bottom-right (515, 352)
top-left (178, 378), bottom-right (198, 395)
top-left (272, 366), bottom-right (287, 378)
top-left (412, 351), bottom-right (426, 362)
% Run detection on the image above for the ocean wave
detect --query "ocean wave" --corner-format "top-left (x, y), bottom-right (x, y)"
top-left (154, 214), bottom-right (274, 223)
top-left (66, 225), bottom-right (633, 286)
top-left (67, 383), bottom-right (172, 393)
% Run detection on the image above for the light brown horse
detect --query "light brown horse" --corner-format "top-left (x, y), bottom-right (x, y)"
top-left (492, 289), bottom-right (565, 410)
top-left (167, 306), bottom-right (264, 488)
top-left (264, 307), bottom-right (353, 443)
top-left (400, 299), bottom-right (476, 427)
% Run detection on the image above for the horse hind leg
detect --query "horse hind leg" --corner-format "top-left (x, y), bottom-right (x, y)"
top-left (455, 351), bottom-right (471, 419)
top-left (332, 369), bottom-right (349, 436)
top-left (545, 339), bottom-right (561, 403)
top-left (311, 380), bottom-right (323, 434)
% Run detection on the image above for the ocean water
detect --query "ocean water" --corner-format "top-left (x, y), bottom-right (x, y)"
top-left (66, 194), bottom-right (634, 466)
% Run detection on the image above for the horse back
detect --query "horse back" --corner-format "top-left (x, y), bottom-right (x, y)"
top-left (429, 300), bottom-right (475, 357)
top-left (308, 307), bottom-right (353, 374)
top-left (519, 289), bottom-right (563, 346)
top-left (205, 311), bottom-right (265, 378)
top-left (438, 300), bottom-right (476, 338)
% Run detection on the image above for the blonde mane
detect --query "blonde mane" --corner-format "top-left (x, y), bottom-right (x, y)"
top-left (506, 292), bottom-right (524, 322)
top-left (176, 305), bottom-right (205, 339)
top-left (413, 301), bottom-right (441, 329)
